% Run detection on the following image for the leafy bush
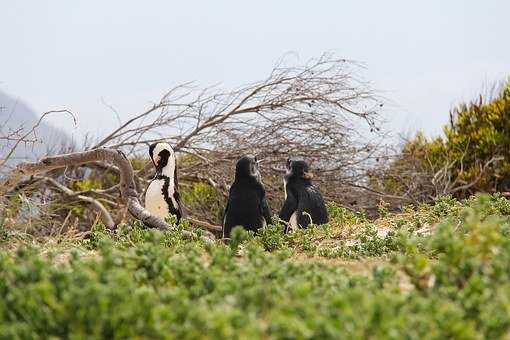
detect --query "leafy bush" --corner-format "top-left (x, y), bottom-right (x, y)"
top-left (397, 195), bottom-right (510, 338)
top-left (2, 195), bottom-right (510, 338)
top-left (375, 80), bottom-right (510, 200)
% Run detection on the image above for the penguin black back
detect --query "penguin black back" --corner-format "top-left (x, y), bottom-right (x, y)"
top-left (279, 157), bottom-right (328, 231)
top-left (222, 155), bottom-right (271, 238)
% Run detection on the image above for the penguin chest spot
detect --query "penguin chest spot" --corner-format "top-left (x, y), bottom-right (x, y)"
top-left (145, 180), bottom-right (169, 219)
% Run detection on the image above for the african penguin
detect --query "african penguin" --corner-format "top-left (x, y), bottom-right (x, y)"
top-left (145, 142), bottom-right (182, 223)
top-left (222, 155), bottom-right (272, 238)
top-left (279, 157), bottom-right (328, 231)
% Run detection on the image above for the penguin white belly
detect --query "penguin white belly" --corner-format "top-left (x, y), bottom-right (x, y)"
top-left (289, 211), bottom-right (299, 230)
top-left (145, 179), bottom-right (169, 219)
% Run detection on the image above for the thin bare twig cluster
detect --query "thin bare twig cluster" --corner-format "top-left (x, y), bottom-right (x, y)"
top-left (0, 110), bottom-right (76, 170)
top-left (1, 54), bottom-right (390, 233)
top-left (369, 139), bottom-right (504, 204)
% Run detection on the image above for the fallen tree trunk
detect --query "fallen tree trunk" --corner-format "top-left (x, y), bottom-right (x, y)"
top-left (0, 148), bottom-right (213, 239)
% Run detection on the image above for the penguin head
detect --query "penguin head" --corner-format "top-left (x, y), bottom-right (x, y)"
top-left (235, 154), bottom-right (261, 181)
top-left (286, 157), bottom-right (313, 180)
top-left (149, 142), bottom-right (176, 174)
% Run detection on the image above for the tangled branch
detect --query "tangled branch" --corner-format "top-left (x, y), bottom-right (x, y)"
top-left (0, 148), bottom-right (208, 239)
top-left (0, 110), bottom-right (76, 169)
top-left (2, 53), bottom-right (386, 231)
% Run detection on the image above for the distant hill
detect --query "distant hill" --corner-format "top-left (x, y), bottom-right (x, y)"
top-left (0, 90), bottom-right (71, 169)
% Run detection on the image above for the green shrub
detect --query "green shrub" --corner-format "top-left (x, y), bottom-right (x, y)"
top-left (398, 195), bottom-right (510, 338)
top-left (378, 80), bottom-right (510, 199)
top-left (2, 194), bottom-right (510, 338)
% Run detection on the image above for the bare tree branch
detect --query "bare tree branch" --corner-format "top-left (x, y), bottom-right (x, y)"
top-left (0, 109), bottom-right (76, 169)
top-left (37, 176), bottom-right (115, 229)
top-left (2, 54), bottom-right (389, 230)
top-left (0, 148), bottom-right (207, 239)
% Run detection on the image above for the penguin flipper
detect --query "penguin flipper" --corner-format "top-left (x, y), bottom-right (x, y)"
top-left (173, 167), bottom-right (183, 222)
top-left (173, 190), bottom-right (183, 222)
top-left (279, 191), bottom-right (298, 222)
top-left (222, 201), bottom-right (230, 238)
top-left (260, 196), bottom-right (272, 226)
top-left (279, 191), bottom-right (298, 233)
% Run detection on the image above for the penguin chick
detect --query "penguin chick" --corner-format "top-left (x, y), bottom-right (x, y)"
top-left (279, 157), bottom-right (328, 231)
top-left (222, 155), bottom-right (271, 238)
top-left (145, 142), bottom-right (182, 223)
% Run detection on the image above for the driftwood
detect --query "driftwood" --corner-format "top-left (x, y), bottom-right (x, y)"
top-left (0, 148), bottom-right (212, 239)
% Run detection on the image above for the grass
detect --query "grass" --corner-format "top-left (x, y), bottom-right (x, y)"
top-left (1, 194), bottom-right (510, 339)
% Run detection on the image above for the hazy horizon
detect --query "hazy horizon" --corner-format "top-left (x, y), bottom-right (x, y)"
top-left (2, 0), bottom-right (509, 142)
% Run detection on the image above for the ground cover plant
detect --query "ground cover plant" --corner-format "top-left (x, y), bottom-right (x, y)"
top-left (1, 194), bottom-right (510, 339)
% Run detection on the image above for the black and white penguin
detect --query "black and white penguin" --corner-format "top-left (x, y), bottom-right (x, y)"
top-left (222, 155), bottom-right (272, 238)
top-left (279, 157), bottom-right (328, 231)
top-left (145, 142), bottom-right (182, 223)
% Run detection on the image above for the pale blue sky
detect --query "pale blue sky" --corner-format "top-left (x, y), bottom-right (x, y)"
top-left (2, 0), bottom-right (509, 140)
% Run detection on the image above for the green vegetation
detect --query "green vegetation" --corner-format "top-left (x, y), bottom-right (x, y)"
top-left (2, 194), bottom-right (510, 338)
top-left (180, 182), bottom-right (226, 224)
top-left (377, 80), bottom-right (510, 198)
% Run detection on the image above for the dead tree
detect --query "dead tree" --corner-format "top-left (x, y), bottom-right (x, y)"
top-left (1, 53), bottom-right (388, 230)
top-left (84, 54), bottom-right (385, 218)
